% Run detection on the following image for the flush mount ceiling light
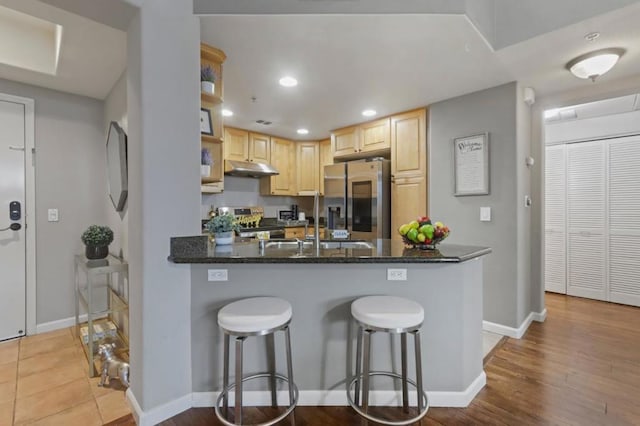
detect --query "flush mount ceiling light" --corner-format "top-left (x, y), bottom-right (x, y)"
top-left (296, 128), bottom-right (309, 135)
top-left (222, 109), bottom-right (233, 117)
top-left (279, 76), bottom-right (298, 87)
top-left (566, 48), bottom-right (625, 82)
top-left (362, 109), bottom-right (377, 117)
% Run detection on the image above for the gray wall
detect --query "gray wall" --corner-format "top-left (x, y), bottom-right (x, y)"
top-left (429, 82), bottom-right (523, 328)
top-left (104, 71), bottom-right (129, 260)
top-left (0, 78), bottom-right (107, 324)
top-left (126, 1), bottom-right (199, 411)
top-left (202, 176), bottom-right (310, 219)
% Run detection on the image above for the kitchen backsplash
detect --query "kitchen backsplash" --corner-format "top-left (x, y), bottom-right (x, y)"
top-left (201, 176), bottom-right (315, 219)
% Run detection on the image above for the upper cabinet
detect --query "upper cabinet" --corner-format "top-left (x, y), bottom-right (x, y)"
top-left (331, 118), bottom-right (391, 159)
top-left (332, 125), bottom-right (360, 158)
top-left (224, 128), bottom-right (271, 164)
top-left (260, 137), bottom-right (296, 195)
top-left (200, 43), bottom-right (226, 194)
top-left (296, 141), bottom-right (319, 195)
top-left (319, 138), bottom-right (332, 196)
top-left (360, 118), bottom-right (391, 153)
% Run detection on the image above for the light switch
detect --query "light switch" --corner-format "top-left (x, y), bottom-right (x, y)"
top-left (480, 207), bottom-right (491, 222)
top-left (47, 208), bottom-right (59, 222)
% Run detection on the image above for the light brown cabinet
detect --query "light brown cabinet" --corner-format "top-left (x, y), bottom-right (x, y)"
top-left (360, 118), bottom-right (391, 152)
top-left (332, 125), bottom-right (360, 158)
top-left (296, 142), bottom-right (319, 194)
top-left (284, 227), bottom-right (325, 239)
top-left (224, 128), bottom-right (271, 164)
top-left (260, 137), bottom-right (296, 195)
top-left (332, 118), bottom-right (391, 159)
top-left (200, 43), bottom-right (226, 193)
top-left (319, 138), bottom-right (332, 195)
top-left (390, 109), bottom-right (428, 241)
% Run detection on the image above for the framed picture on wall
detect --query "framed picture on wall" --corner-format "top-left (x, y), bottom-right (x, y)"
top-left (200, 108), bottom-right (213, 135)
top-left (453, 132), bottom-right (489, 196)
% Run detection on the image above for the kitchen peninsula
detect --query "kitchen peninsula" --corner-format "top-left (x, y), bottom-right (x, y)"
top-left (170, 237), bottom-right (490, 407)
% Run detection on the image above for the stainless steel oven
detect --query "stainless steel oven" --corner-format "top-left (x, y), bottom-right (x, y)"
top-left (212, 206), bottom-right (286, 239)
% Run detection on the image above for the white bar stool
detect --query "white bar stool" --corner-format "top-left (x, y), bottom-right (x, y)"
top-left (215, 297), bottom-right (299, 426)
top-left (348, 296), bottom-right (429, 425)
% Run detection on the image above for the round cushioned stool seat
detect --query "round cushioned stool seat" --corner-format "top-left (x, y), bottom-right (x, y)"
top-left (352, 296), bottom-right (424, 330)
top-left (218, 297), bottom-right (292, 333)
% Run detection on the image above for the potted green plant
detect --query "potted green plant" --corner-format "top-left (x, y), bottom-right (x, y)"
top-left (205, 214), bottom-right (239, 245)
top-left (200, 65), bottom-right (217, 94)
top-left (201, 148), bottom-right (212, 177)
top-left (81, 225), bottom-right (114, 259)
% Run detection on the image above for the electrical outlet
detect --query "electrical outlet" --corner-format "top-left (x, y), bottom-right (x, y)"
top-left (47, 208), bottom-right (59, 222)
top-left (387, 268), bottom-right (407, 281)
top-left (208, 269), bottom-right (228, 281)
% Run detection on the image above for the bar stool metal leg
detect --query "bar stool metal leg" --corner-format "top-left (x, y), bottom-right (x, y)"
top-left (266, 334), bottom-right (278, 408)
top-left (223, 333), bottom-right (230, 418)
top-left (400, 333), bottom-right (409, 413)
top-left (414, 330), bottom-right (424, 413)
top-left (361, 330), bottom-right (372, 416)
top-left (284, 326), bottom-right (296, 426)
top-left (235, 337), bottom-right (244, 425)
top-left (354, 326), bottom-right (363, 406)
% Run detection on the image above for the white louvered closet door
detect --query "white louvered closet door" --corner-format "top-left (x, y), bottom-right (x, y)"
top-left (567, 141), bottom-right (607, 301)
top-left (545, 145), bottom-right (567, 293)
top-left (608, 136), bottom-right (640, 306)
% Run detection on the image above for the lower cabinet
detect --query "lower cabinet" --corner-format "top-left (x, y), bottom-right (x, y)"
top-left (285, 227), bottom-right (325, 239)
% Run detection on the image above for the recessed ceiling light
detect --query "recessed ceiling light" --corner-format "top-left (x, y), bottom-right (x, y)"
top-left (362, 109), bottom-right (377, 117)
top-left (297, 128), bottom-right (309, 135)
top-left (566, 48), bottom-right (625, 82)
top-left (222, 109), bottom-right (233, 117)
top-left (279, 76), bottom-right (298, 87)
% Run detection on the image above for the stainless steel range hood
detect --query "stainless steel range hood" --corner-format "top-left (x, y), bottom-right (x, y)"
top-left (224, 159), bottom-right (279, 177)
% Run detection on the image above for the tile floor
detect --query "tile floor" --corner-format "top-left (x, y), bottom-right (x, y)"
top-left (0, 327), bottom-right (131, 425)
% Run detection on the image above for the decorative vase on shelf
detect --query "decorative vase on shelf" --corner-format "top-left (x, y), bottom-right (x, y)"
top-left (201, 164), bottom-right (211, 177)
top-left (214, 231), bottom-right (233, 245)
top-left (85, 245), bottom-right (109, 260)
top-left (201, 81), bottom-right (214, 94)
top-left (81, 225), bottom-right (113, 260)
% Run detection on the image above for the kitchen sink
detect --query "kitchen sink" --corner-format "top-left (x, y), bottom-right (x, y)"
top-left (262, 239), bottom-right (374, 251)
top-left (319, 240), bottom-right (374, 249)
top-left (263, 239), bottom-right (312, 249)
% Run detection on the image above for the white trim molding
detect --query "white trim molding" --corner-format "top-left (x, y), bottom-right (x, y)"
top-left (192, 371), bottom-right (486, 410)
top-left (483, 309), bottom-right (548, 339)
top-left (127, 389), bottom-right (192, 426)
top-left (36, 313), bottom-right (107, 334)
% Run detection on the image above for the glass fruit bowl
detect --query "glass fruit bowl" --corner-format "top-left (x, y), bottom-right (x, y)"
top-left (398, 217), bottom-right (450, 250)
top-left (401, 234), bottom-right (448, 250)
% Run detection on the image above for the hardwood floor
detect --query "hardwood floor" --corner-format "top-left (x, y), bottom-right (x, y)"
top-left (124, 293), bottom-right (640, 425)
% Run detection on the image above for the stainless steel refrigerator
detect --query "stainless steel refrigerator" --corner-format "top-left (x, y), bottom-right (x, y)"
top-left (324, 158), bottom-right (391, 240)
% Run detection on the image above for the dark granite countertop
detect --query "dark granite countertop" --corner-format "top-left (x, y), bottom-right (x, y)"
top-left (168, 236), bottom-right (491, 264)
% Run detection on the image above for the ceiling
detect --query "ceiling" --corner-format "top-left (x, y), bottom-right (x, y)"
top-left (0, 0), bottom-right (126, 99)
top-left (1, 1), bottom-right (640, 137)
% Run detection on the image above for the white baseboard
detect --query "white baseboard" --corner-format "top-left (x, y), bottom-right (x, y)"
top-left (483, 308), bottom-right (548, 339)
top-left (36, 313), bottom-right (108, 334)
top-left (192, 371), bottom-right (486, 409)
top-left (126, 388), bottom-right (192, 426)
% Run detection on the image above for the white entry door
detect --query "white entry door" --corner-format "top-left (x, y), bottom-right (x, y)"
top-left (0, 99), bottom-right (26, 340)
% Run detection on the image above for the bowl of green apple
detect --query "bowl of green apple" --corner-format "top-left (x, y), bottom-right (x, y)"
top-left (398, 216), bottom-right (450, 249)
